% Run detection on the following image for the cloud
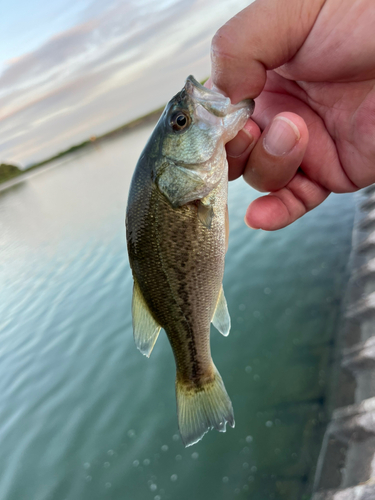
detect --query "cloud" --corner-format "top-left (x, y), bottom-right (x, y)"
top-left (0, 22), bottom-right (98, 91)
top-left (0, 0), bottom-right (250, 166)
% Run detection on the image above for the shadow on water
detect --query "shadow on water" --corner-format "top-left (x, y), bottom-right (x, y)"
top-left (0, 123), bottom-right (355, 500)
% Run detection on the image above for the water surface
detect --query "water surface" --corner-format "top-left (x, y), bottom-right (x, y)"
top-left (0, 124), bottom-right (355, 500)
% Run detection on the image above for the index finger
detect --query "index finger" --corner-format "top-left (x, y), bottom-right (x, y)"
top-left (210, 0), bottom-right (325, 103)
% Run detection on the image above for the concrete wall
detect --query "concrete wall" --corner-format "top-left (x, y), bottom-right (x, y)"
top-left (313, 187), bottom-right (375, 499)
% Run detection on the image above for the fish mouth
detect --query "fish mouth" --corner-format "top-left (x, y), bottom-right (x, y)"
top-left (185, 75), bottom-right (254, 118)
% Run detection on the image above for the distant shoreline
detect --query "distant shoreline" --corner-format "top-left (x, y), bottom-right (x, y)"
top-left (0, 77), bottom-right (209, 188)
top-left (0, 106), bottom-right (164, 187)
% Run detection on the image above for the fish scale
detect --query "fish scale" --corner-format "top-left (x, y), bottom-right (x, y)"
top-left (126, 75), bottom-right (254, 446)
top-left (129, 173), bottom-right (225, 379)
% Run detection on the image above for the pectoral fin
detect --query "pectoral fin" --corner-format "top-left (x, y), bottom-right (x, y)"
top-left (157, 164), bottom-right (206, 207)
top-left (132, 280), bottom-right (161, 357)
top-left (212, 286), bottom-right (231, 336)
top-left (198, 202), bottom-right (214, 229)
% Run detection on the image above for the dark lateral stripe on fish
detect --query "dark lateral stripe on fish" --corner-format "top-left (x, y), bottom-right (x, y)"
top-left (126, 75), bottom-right (254, 445)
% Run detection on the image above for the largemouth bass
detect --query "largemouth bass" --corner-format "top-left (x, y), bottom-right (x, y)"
top-left (126, 76), bottom-right (254, 446)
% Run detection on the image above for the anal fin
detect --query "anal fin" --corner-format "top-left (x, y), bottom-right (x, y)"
top-left (212, 286), bottom-right (231, 336)
top-left (132, 279), bottom-right (161, 357)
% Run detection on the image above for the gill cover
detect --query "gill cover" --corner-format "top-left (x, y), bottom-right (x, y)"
top-left (155, 76), bottom-right (254, 209)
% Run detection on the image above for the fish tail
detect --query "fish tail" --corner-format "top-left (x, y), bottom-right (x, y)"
top-left (176, 365), bottom-right (234, 447)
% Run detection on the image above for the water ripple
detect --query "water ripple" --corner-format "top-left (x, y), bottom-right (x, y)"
top-left (0, 134), bottom-right (355, 500)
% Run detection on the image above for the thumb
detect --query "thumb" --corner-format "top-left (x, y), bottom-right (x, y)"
top-left (211, 0), bottom-right (325, 103)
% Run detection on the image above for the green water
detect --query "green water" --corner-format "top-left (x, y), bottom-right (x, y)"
top-left (0, 124), bottom-right (354, 500)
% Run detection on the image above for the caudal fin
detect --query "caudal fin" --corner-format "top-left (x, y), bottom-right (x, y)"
top-left (176, 366), bottom-right (234, 447)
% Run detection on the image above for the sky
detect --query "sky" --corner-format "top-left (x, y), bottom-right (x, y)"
top-left (0, 0), bottom-right (251, 167)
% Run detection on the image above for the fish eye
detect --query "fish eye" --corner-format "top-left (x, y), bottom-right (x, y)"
top-left (170, 111), bottom-right (190, 132)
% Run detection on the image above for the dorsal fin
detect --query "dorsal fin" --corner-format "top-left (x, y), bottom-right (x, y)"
top-left (132, 280), bottom-right (161, 357)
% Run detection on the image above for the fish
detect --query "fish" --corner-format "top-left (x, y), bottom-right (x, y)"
top-left (126, 76), bottom-right (254, 446)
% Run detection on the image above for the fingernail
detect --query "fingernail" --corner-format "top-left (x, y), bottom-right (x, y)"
top-left (227, 129), bottom-right (253, 158)
top-left (264, 117), bottom-right (300, 156)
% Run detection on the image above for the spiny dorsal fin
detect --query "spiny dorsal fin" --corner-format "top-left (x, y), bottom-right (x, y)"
top-left (132, 279), bottom-right (161, 357)
top-left (212, 286), bottom-right (231, 336)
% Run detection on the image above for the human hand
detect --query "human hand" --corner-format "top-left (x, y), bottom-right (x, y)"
top-left (210, 0), bottom-right (375, 230)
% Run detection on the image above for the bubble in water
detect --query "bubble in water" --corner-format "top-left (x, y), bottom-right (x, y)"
top-left (242, 446), bottom-right (249, 453)
top-left (133, 460), bottom-right (139, 467)
top-left (170, 474), bottom-right (178, 482)
top-left (245, 366), bottom-right (252, 373)
top-left (243, 462), bottom-right (249, 469)
top-left (191, 452), bottom-right (199, 460)
top-left (107, 450), bottom-right (114, 456)
top-left (154, 496), bottom-right (161, 500)
top-left (235, 488), bottom-right (241, 495)
top-left (265, 421), bottom-right (273, 427)
top-left (150, 484), bottom-right (157, 492)
top-left (143, 459), bottom-right (150, 466)
top-left (251, 466), bottom-right (257, 473)
top-left (245, 436), bottom-right (253, 443)
top-left (127, 429), bottom-right (135, 438)
top-left (253, 374), bottom-right (260, 381)
top-left (222, 477), bottom-right (229, 483)
top-left (85, 476), bottom-right (92, 482)
top-left (248, 476), bottom-right (254, 482)
top-left (172, 434), bottom-right (179, 441)
top-left (175, 455), bottom-right (182, 461)
top-left (104, 462), bottom-right (110, 468)
top-left (243, 485), bottom-right (249, 491)
top-left (105, 482), bottom-right (111, 489)
top-left (83, 463), bottom-right (90, 470)
top-left (264, 287), bottom-right (271, 294)
top-left (161, 445), bottom-right (168, 452)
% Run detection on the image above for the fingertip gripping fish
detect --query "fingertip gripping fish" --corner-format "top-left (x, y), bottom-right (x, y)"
top-left (126, 76), bottom-right (254, 446)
